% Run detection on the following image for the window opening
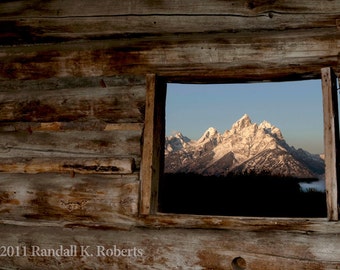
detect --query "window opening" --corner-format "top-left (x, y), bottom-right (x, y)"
top-left (159, 80), bottom-right (327, 217)
top-left (140, 69), bottom-right (339, 221)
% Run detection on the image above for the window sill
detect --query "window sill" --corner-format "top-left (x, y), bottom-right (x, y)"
top-left (139, 213), bottom-right (340, 233)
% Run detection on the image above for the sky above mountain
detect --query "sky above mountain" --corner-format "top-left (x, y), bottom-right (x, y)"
top-left (166, 79), bottom-right (324, 154)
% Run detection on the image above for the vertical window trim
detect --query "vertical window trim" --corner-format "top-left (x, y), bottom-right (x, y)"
top-left (140, 74), bottom-right (166, 215)
top-left (321, 67), bottom-right (340, 221)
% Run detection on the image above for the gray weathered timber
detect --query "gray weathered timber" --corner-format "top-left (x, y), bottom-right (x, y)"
top-left (141, 214), bottom-right (340, 234)
top-left (0, 157), bottom-right (135, 174)
top-left (0, 0), bottom-right (339, 49)
top-left (0, 225), bottom-right (339, 269)
top-left (140, 75), bottom-right (166, 215)
top-left (0, 121), bottom-right (144, 132)
top-left (0, 30), bottom-right (338, 81)
top-left (0, 75), bottom-right (145, 91)
top-left (321, 67), bottom-right (340, 221)
top-left (0, 129), bottom-right (141, 158)
top-left (0, 0), bottom-right (339, 17)
top-left (0, 173), bottom-right (139, 226)
top-left (0, 79), bottom-right (145, 123)
top-left (0, 0), bottom-right (340, 269)
top-left (0, 14), bottom-right (338, 45)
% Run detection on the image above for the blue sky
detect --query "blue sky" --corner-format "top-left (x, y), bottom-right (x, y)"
top-left (166, 80), bottom-right (324, 154)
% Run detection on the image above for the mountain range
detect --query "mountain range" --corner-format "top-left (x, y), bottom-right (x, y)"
top-left (165, 114), bottom-right (324, 179)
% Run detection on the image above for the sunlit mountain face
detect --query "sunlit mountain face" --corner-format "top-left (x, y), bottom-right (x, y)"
top-left (165, 114), bottom-right (324, 179)
top-left (161, 115), bottom-right (326, 217)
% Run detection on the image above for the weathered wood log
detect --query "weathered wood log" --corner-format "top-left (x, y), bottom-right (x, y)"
top-left (0, 225), bottom-right (339, 269)
top-left (0, 0), bottom-right (339, 17)
top-left (0, 173), bottom-right (139, 224)
top-left (0, 129), bottom-right (141, 158)
top-left (0, 75), bottom-right (145, 91)
top-left (321, 67), bottom-right (340, 221)
top-left (140, 214), bottom-right (340, 234)
top-left (0, 30), bottom-right (338, 81)
top-left (0, 157), bottom-right (135, 174)
top-left (0, 13), bottom-right (338, 45)
top-left (0, 82), bottom-right (145, 123)
top-left (140, 74), bottom-right (166, 215)
top-left (0, 122), bottom-right (144, 132)
top-left (1, 0), bottom-right (338, 17)
top-left (0, 1), bottom-right (339, 269)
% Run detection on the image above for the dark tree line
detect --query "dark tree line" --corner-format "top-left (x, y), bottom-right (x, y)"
top-left (158, 173), bottom-right (326, 217)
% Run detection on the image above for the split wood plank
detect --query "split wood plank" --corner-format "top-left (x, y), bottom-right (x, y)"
top-left (0, 129), bottom-right (141, 158)
top-left (0, 157), bottom-right (135, 174)
top-left (140, 214), bottom-right (340, 233)
top-left (0, 13), bottom-right (338, 45)
top-left (0, 30), bottom-right (338, 81)
top-left (0, 75), bottom-right (145, 91)
top-left (321, 67), bottom-right (340, 221)
top-left (0, 122), bottom-right (144, 132)
top-left (1, 0), bottom-right (339, 17)
top-left (140, 74), bottom-right (166, 215)
top-left (0, 225), bottom-right (339, 269)
top-left (0, 173), bottom-right (139, 224)
top-left (0, 83), bottom-right (145, 123)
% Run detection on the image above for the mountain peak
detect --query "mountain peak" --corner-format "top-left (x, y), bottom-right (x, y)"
top-left (197, 127), bottom-right (219, 143)
top-left (165, 132), bottom-right (191, 154)
top-left (259, 120), bottom-right (284, 140)
top-left (231, 114), bottom-right (252, 130)
top-left (164, 114), bottom-right (324, 178)
top-left (172, 131), bottom-right (184, 139)
top-left (204, 127), bottom-right (218, 137)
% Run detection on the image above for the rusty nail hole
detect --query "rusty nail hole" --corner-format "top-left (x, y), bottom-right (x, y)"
top-left (231, 257), bottom-right (247, 270)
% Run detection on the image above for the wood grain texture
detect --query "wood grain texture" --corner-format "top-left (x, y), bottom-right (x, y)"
top-left (0, 1), bottom-right (339, 269)
top-left (0, 29), bottom-right (338, 81)
top-left (321, 67), bottom-right (340, 221)
top-left (0, 0), bottom-right (338, 47)
top-left (141, 214), bottom-right (340, 234)
top-left (0, 13), bottom-right (338, 45)
top-left (0, 157), bottom-right (135, 174)
top-left (0, 173), bottom-right (139, 225)
top-left (140, 74), bottom-right (166, 215)
top-left (0, 225), bottom-right (339, 270)
top-left (0, 80), bottom-right (145, 123)
top-left (0, 129), bottom-right (141, 158)
top-left (1, 0), bottom-right (339, 17)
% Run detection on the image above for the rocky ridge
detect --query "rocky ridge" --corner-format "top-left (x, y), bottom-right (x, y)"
top-left (165, 114), bottom-right (324, 178)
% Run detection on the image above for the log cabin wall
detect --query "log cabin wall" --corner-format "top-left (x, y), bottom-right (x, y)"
top-left (0, 1), bottom-right (340, 269)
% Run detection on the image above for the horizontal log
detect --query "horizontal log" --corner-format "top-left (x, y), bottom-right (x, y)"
top-left (140, 214), bottom-right (340, 234)
top-left (0, 29), bottom-right (338, 81)
top-left (0, 129), bottom-right (141, 160)
top-left (0, 75), bottom-right (145, 91)
top-left (103, 123), bottom-right (144, 131)
top-left (0, 83), bottom-right (145, 122)
top-left (0, 173), bottom-right (139, 224)
top-left (0, 225), bottom-right (339, 269)
top-left (0, 122), bottom-right (144, 132)
top-left (0, 13), bottom-right (338, 45)
top-left (0, 157), bottom-right (135, 174)
top-left (0, 0), bottom-right (338, 17)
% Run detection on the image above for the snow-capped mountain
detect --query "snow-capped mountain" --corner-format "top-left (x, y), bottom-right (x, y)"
top-left (165, 114), bottom-right (324, 178)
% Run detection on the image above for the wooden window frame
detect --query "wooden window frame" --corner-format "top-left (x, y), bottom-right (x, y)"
top-left (321, 67), bottom-right (340, 221)
top-left (140, 69), bottom-right (339, 228)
